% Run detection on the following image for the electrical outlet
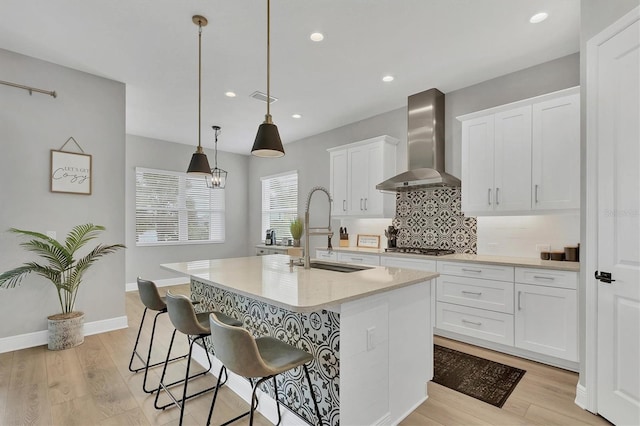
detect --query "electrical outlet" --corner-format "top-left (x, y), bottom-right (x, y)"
top-left (46, 231), bottom-right (56, 239)
top-left (536, 244), bottom-right (550, 252)
top-left (366, 326), bottom-right (376, 351)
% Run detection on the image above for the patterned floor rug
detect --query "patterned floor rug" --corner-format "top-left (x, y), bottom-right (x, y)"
top-left (433, 344), bottom-right (526, 408)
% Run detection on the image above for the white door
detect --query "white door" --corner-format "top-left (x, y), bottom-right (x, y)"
top-left (592, 9), bottom-right (640, 425)
top-left (461, 115), bottom-right (495, 213)
top-left (494, 106), bottom-right (532, 212)
top-left (364, 143), bottom-right (383, 215)
top-left (348, 146), bottom-right (368, 215)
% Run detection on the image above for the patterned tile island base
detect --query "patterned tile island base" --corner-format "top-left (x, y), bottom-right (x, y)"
top-left (191, 279), bottom-right (340, 425)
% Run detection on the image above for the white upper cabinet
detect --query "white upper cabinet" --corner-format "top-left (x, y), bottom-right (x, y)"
top-left (459, 87), bottom-right (580, 215)
top-left (328, 135), bottom-right (398, 217)
top-left (531, 93), bottom-right (580, 210)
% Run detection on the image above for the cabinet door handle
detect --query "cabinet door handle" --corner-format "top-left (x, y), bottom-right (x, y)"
top-left (343, 199), bottom-right (347, 211)
top-left (533, 275), bottom-right (554, 280)
top-left (488, 188), bottom-right (492, 205)
top-left (535, 184), bottom-right (539, 203)
top-left (462, 290), bottom-right (482, 296)
top-left (518, 291), bottom-right (522, 310)
top-left (351, 257), bottom-right (363, 262)
top-left (462, 319), bottom-right (482, 326)
top-left (364, 198), bottom-right (368, 210)
top-left (462, 268), bottom-right (482, 273)
top-left (360, 198), bottom-right (364, 210)
top-left (496, 187), bottom-right (500, 205)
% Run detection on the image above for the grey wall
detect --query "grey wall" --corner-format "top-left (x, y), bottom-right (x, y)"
top-left (248, 53), bottom-right (579, 251)
top-left (248, 108), bottom-right (407, 250)
top-left (445, 53), bottom-right (580, 178)
top-left (578, 0), bottom-right (639, 387)
top-left (125, 134), bottom-right (250, 283)
top-left (0, 49), bottom-right (125, 338)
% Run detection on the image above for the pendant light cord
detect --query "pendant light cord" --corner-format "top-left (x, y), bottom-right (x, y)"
top-left (266, 0), bottom-right (271, 119)
top-left (198, 20), bottom-right (203, 150)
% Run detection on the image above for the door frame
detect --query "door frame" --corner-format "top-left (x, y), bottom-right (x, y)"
top-left (581, 5), bottom-right (640, 414)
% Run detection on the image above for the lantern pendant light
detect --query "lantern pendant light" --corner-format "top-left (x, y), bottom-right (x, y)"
top-left (186, 15), bottom-right (213, 176)
top-left (251, 0), bottom-right (285, 157)
top-left (207, 125), bottom-right (227, 189)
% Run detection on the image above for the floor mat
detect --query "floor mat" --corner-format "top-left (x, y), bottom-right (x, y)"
top-left (433, 344), bottom-right (526, 408)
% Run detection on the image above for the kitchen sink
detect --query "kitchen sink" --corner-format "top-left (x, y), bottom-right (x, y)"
top-left (309, 261), bottom-right (372, 273)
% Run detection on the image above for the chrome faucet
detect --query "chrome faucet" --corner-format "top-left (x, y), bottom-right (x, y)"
top-left (304, 186), bottom-right (333, 269)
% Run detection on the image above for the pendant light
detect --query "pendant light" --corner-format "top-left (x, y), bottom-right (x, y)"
top-left (251, 0), bottom-right (285, 157)
top-left (207, 125), bottom-right (227, 189)
top-left (186, 15), bottom-right (213, 176)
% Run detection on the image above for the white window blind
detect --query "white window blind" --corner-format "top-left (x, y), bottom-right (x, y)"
top-left (261, 171), bottom-right (298, 242)
top-left (136, 167), bottom-right (225, 245)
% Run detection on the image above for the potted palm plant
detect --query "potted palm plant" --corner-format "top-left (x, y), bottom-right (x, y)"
top-left (0, 224), bottom-right (124, 350)
top-left (290, 217), bottom-right (304, 247)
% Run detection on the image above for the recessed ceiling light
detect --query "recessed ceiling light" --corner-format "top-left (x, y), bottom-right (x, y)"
top-left (382, 75), bottom-right (394, 82)
top-left (310, 32), bottom-right (324, 42)
top-left (292, 114), bottom-right (302, 119)
top-left (225, 91), bottom-right (236, 97)
top-left (529, 12), bottom-right (548, 23)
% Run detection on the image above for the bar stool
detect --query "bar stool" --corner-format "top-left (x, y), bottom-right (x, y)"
top-left (206, 312), bottom-right (323, 426)
top-left (128, 278), bottom-right (197, 393)
top-left (155, 291), bottom-right (242, 426)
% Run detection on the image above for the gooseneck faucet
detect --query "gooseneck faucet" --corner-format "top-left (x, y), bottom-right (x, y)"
top-left (304, 186), bottom-right (333, 269)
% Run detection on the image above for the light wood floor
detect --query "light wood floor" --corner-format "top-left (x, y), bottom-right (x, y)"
top-left (0, 283), bottom-right (609, 426)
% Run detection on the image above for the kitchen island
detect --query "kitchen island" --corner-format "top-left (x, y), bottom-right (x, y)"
top-left (162, 254), bottom-right (438, 426)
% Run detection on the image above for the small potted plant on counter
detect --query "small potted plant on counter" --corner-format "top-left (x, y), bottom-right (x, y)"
top-left (290, 217), bottom-right (304, 247)
top-left (0, 224), bottom-right (124, 350)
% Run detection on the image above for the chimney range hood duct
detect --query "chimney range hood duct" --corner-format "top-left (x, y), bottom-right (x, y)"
top-left (376, 88), bottom-right (461, 191)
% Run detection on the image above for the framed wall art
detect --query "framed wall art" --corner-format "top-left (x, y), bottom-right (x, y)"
top-left (50, 150), bottom-right (92, 195)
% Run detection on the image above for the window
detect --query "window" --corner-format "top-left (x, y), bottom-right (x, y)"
top-left (261, 171), bottom-right (298, 242)
top-left (135, 167), bottom-right (225, 245)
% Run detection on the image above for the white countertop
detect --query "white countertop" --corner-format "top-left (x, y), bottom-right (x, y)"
top-left (162, 255), bottom-right (439, 313)
top-left (319, 247), bottom-right (580, 272)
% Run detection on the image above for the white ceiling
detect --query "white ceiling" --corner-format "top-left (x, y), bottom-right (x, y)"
top-left (0, 0), bottom-right (580, 155)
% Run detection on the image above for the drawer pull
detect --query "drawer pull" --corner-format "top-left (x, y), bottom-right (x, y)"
top-left (461, 290), bottom-right (482, 296)
top-left (351, 257), bottom-right (363, 261)
top-left (533, 275), bottom-right (555, 280)
top-left (462, 268), bottom-right (482, 273)
top-left (462, 319), bottom-right (482, 326)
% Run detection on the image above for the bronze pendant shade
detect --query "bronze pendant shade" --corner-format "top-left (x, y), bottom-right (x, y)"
top-left (186, 15), bottom-right (213, 176)
top-left (251, 0), bottom-right (285, 157)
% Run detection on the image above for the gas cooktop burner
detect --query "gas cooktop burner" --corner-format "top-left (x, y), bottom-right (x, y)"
top-left (385, 247), bottom-right (455, 256)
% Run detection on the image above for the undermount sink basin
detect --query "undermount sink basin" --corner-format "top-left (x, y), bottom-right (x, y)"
top-left (309, 261), bottom-right (372, 273)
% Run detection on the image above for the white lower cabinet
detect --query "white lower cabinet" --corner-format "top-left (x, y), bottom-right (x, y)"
top-left (514, 282), bottom-right (578, 362)
top-left (380, 256), bottom-right (436, 271)
top-left (315, 250), bottom-right (338, 261)
top-left (337, 252), bottom-right (380, 266)
top-left (437, 303), bottom-right (514, 346)
top-left (435, 262), bottom-right (578, 367)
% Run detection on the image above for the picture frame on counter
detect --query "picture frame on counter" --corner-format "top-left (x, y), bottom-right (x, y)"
top-left (357, 234), bottom-right (380, 248)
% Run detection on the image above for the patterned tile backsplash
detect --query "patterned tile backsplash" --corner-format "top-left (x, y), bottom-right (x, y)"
top-left (392, 187), bottom-right (477, 253)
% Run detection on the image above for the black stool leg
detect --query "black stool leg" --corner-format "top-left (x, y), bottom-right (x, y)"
top-left (303, 364), bottom-right (323, 426)
top-left (206, 365), bottom-right (226, 426)
top-left (272, 376), bottom-right (282, 426)
top-left (128, 307), bottom-right (148, 372)
top-left (154, 328), bottom-right (177, 410)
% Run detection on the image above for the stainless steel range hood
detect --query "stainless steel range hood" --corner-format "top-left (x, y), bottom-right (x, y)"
top-left (376, 88), bottom-right (460, 191)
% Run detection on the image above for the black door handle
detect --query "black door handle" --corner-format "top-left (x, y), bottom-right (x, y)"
top-left (595, 270), bottom-right (616, 283)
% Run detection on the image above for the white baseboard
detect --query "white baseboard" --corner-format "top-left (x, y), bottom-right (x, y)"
top-left (191, 344), bottom-right (305, 426)
top-left (125, 277), bottom-right (189, 292)
top-left (575, 383), bottom-right (588, 410)
top-left (0, 315), bottom-right (128, 354)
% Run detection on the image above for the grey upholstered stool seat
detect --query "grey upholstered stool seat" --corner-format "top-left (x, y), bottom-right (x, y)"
top-left (155, 291), bottom-right (242, 426)
top-left (128, 278), bottom-right (200, 393)
top-left (206, 312), bottom-right (323, 426)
